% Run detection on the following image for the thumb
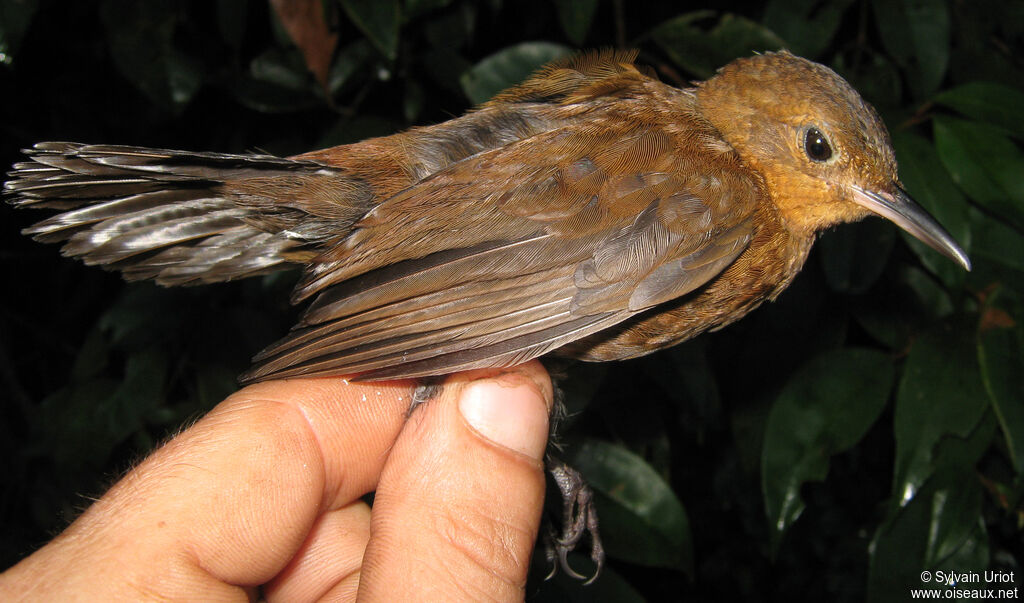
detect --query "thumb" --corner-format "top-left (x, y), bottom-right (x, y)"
top-left (357, 361), bottom-right (553, 601)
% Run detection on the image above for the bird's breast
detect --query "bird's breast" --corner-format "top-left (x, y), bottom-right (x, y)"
top-left (560, 205), bottom-right (812, 362)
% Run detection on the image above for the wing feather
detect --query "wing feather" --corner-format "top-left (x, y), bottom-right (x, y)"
top-left (244, 98), bottom-right (761, 381)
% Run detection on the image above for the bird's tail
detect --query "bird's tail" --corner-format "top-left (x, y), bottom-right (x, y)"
top-left (5, 142), bottom-right (363, 286)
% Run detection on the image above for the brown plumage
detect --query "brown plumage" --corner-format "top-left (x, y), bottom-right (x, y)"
top-left (4, 50), bottom-right (970, 385)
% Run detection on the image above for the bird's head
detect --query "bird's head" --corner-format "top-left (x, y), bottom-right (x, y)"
top-left (696, 50), bottom-right (969, 270)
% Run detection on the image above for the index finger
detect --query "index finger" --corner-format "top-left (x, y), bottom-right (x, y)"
top-left (0, 376), bottom-right (416, 600)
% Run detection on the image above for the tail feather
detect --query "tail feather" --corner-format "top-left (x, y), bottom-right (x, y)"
top-left (5, 142), bottom-right (360, 286)
top-left (23, 190), bottom-right (212, 242)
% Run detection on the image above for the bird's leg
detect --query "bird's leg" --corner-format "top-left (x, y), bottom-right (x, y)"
top-left (411, 373), bottom-right (605, 583)
top-left (544, 454), bottom-right (605, 584)
top-left (542, 373), bottom-right (604, 583)
top-left (408, 376), bottom-right (445, 416)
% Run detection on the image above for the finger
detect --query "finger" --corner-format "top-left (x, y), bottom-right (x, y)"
top-left (358, 360), bottom-right (554, 602)
top-left (263, 501), bottom-right (371, 602)
top-left (0, 377), bottom-right (413, 600)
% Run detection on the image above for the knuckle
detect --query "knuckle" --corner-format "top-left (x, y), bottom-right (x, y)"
top-left (432, 504), bottom-right (533, 591)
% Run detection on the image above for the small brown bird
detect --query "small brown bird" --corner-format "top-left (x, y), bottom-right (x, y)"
top-left (4, 50), bottom-right (969, 383)
top-left (5, 49), bottom-right (969, 577)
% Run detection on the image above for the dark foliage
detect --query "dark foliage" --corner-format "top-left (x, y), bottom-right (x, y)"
top-left (1, 1), bottom-right (1021, 600)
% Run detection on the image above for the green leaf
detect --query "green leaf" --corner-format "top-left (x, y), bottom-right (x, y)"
top-left (554, 0), bottom-right (599, 45)
top-left (978, 294), bottom-right (1024, 472)
top-left (569, 439), bottom-right (693, 574)
top-left (71, 327), bottom-right (112, 382)
top-left (340, 0), bottom-right (400, 60)
top-left (421, 46), bottom-right (473, 96)
top-left (900, 265), bottom-right (954, 320)
top-left (422, 4), bottom-right (475, 50)
top-left (106, 350), bottom-right (169, 442)
top-left (168, 48), bottom-right (204, 106)
top-left (193, 364), bottom-right (240, 411)
top-left (934, 116), bottom-right (1024, 231)
top-left (98, 286), bottom-right (180, 349)
top-left (924, 415), bottom-right (997, 556)
top-left (251, 47), bottom-right (313, 90)
top-left (968, 207), bottom-right (1024, 276)
top-left (853, 265), bottom-right (958, 363)
top-left (232, 77), bottom-right (322, 113)
top-left (891, 131), bottom-right (971, 286)
top-left (762, 0), bottom-right (854, 58)
top-left (868, 461), bottom-right (990, 603)
top-left (459, 42), bottom-right (573, 105)
top-left (233, 46), bottom-right (322, 113)
top-left (762, 348), bottom-right (894, 545)
top-left (642, 341), bottom-right (720, 417)
top-left (328, 40), bottom-right (374, 96)
top-left (33, 349), bottom-right (168, 470)
top-left (0, 0), bottom-right (40, 63)
top-left (892, 321), bottom-right (989, 510)
top-left (833, 49), bottom-right (903, 109)
top-left (33, 380), bottom-right (120, 469)
top-left (559, 362), bottom-right (608, 426)
top-left (818, 218), bottom-right (896, 294)
top-left (651, 11), bottom-right (785, 80)
top-left (831, 48), bottom-right (905, 108)
top-left (934, 81), bottom-right (1024, 140)
top-left (404, 0), bottom-right (453, 20)
top-left (403, 78), bottom-right (424, 122)
top-left (216, 0), bottom-right (249, 51)
top-left (945, 0), bottom-right (1024, 86)
top-left (100, 0), bottom-right (202, 111)
top-left (871, 0), bottom-right (950, 99)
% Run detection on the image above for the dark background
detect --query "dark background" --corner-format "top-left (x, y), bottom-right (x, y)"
top-left (1, 1), bottom-right (1022, 601)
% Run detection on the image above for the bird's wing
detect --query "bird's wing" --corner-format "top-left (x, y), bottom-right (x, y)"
top-left (245, 120), bottom-right (761, 382)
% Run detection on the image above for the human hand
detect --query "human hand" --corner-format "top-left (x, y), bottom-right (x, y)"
top-left (0, 361), bottom-right (553, 601)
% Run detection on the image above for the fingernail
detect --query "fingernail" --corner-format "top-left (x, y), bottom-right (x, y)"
top-left (459, 379), bottom-right (549, 460)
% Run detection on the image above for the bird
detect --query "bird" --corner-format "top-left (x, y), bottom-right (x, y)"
top-left (4, 49), bottom-right (970, 579)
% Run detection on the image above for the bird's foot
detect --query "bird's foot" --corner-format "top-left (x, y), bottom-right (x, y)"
top-left (544, 456), bottom-right (604, 584)
top-left (413, 375), bottom-right (604, 582)
top-left (408, 377), bottom-right (445, 416)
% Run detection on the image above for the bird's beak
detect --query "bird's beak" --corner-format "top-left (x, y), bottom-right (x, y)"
top-left (851, 185), bottom-right (971, 271)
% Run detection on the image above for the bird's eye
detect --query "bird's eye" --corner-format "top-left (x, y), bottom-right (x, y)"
top-left (804, 127), bottom-right (833, 162)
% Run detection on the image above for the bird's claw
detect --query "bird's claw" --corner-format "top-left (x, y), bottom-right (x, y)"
top-left (544, 457), bottom-right (605, 584)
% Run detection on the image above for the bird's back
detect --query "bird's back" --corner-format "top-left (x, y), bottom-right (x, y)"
top-left (4, 51), bottom-right (817, 382)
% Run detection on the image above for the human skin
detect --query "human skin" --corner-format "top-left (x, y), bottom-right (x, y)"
top-left (0, 361), bottom-right (553, 602)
